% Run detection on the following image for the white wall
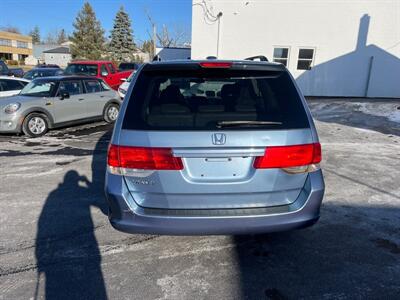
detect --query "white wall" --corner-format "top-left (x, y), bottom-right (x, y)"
top-left (43, 53), bottom-right (71, 67)
top-left (25, 55), bottom-right (38, 66)
top-left (192, 0), bottom-right (400, 98)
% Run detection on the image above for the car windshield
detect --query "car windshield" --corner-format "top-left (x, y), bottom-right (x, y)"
top-left (20, 80), bottom-right (57, 97)
top-left (64, 64), bottom-right (98, 76)
top-left (123, 68), bottom-right (310, 130)
top-left (23, 69), bottom-right (62, 80)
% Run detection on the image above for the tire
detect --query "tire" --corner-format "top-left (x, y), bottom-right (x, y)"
top-left (22, 113), bottom-right (49, 138)
top-left (104, 103), bottom-right (120, 123)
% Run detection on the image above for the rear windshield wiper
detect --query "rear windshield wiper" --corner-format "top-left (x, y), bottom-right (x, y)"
top-left (216, 120), bottom-right (282, 128)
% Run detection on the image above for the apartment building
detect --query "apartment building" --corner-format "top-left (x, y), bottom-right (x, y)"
top-left (0, 31), bottom-right (33, 62)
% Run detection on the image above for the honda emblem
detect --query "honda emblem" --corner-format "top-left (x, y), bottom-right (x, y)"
top-left (212, 133), bottom-right (226, 145)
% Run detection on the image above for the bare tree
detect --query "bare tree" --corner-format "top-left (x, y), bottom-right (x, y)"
top-left (144, 10), bottom-right (189, 49)
top-left (44, 32), bottom-right (57, 44)
top-left (156, 24), bottom-right (188, 47)
top-left (144, 9), bottom-right (157, 57)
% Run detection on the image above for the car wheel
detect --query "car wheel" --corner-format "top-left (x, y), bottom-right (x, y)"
top-left (104, 103), bottom-right (119, 123)
top-left (22, 113), bottom-right (49, 138)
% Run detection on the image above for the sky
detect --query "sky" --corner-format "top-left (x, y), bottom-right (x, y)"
top-left (0, 0), bottom-right (192, 45)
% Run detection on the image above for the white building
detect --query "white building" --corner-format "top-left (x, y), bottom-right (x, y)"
top-left (42, 46), bottom-right (71, 67)
top-left (192, 0), bottom-right (400, 98)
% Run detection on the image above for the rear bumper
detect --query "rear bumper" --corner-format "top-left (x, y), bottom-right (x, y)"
top-left (105, 170), bottom-right (325, 235)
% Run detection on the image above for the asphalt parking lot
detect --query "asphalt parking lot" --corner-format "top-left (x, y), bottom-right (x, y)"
top-left (1, 98), bottom-right (399, 300)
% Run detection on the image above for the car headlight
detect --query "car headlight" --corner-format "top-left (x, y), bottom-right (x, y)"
top-left (4, 103), bottom-right (21, 114)
top-left (119, 88), bottom-right (126, 95)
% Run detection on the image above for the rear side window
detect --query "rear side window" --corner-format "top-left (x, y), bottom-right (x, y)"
top-left (122, 68), bottom-right (309, 130)
top-left (58, 81), bottom-right (83, 96)
top-left (84, 80), bottom-right (102, 93)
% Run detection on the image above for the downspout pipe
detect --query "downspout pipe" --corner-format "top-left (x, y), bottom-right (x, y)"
top-left (216, 12), bottom-right (223, 58)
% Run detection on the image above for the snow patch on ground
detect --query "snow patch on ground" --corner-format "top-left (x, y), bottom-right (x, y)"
top-left (356, 102), bottom-right (400, 123)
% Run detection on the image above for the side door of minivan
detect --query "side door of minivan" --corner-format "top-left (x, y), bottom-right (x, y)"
top-left (53, 80), bottom-right (87, 123)
top-left (83, 79), bottom-right (107, 118)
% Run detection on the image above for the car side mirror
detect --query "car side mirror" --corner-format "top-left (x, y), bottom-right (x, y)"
top-left (101, 71), bottom-right (109, 77)
top-left (59, 91), bottom-right (70, 100)
top-left (121, 78), bottom-right (127, 82)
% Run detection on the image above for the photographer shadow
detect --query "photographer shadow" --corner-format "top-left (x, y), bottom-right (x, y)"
top-left (34, 131), bottom-right (111, 299)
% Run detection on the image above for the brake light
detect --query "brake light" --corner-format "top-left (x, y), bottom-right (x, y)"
top-left (253, 143), bottom-right (321, 169)
top-left (107, 144), bottom-right (183, 171)
top-left (199, 62), bottom-right (232, 68)
top-left (107, 144), bottom-right (119, 167)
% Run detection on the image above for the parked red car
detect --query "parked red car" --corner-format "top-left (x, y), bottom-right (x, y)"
top-left (64, 60), bottom-right (132, 90)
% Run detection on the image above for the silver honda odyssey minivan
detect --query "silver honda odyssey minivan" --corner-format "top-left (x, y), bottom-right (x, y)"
top-left (105, 60), bottom-right (324, 235)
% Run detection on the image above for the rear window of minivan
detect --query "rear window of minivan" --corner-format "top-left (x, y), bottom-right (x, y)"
top-left (122, 68), bottom-right (310, 130)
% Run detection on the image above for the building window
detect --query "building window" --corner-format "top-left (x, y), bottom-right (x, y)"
top-left (297, 48), bottom-right (315, 70)
top-left (0, 52), bottom-right (12, 60)
top-left (18, 54), bottom-right (28, 61)
top-left (273, 47), bottom-right (289, 66)
top-left (17, 41), bottom-right (28, 49)
top-left (0, 39), bottom-right (12, 47)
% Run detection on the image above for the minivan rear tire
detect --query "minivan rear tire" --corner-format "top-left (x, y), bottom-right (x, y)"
top-left (22, 113), bottom-right (49, 138)
top-left (104, 103), bottom-right (119, 123)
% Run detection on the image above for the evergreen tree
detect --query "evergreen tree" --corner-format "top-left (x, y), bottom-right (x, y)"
top-left (70, 2), bottom-right (105, 59)
top-left (142, 39), bottom-right (155, 58)
top-left (29, 26), bottom-right (41, 44)
top-left (57, 29), bottom-right (68, 44)
top-left (109, 6), bottom-right (136, 62)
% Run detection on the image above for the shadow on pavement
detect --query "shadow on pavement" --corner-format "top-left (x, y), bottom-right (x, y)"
top-left (34, 131), bottom-right (111, 299)
top-left (233, 203), bottom-right (400, 299)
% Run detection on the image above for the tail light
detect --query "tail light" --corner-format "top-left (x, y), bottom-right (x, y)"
top-left (253, 143), bottom-right (321, 173)
top-left (199, 62), bottom-right (232, 68)
top-left (107, 144), bottom-right (183, 174)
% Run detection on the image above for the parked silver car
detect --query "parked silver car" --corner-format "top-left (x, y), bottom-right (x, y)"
top-left (0, 76), bottom-right (121, 137)
top-left (105, 60), bottom-right (325, 235)
top-left (0, 76), bottom-right (30, 98)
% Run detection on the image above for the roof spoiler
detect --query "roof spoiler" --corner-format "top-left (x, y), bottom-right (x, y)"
top-left (245, 55), bottom-right (268, 62)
